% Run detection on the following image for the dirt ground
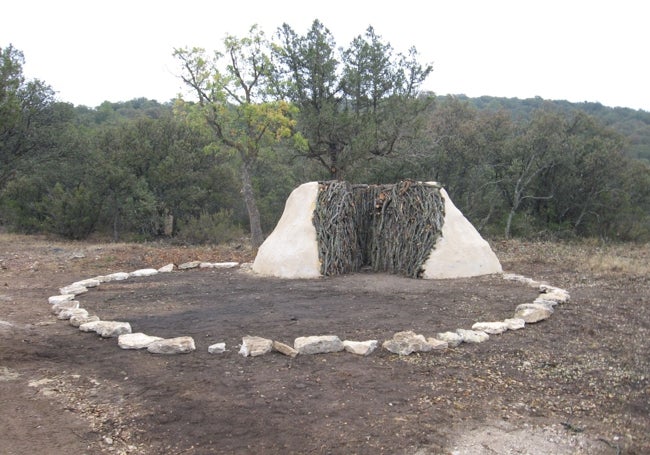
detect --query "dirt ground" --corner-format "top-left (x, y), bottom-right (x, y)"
top-left (0, 233), bottom-right (648, 454)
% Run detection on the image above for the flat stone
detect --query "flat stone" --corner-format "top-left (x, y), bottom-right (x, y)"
top-left (178, 261), bottom-right (201, 270)
top-left (436, 331), bottom-right (463, 347)
top-left (426, 338), bottom-right (449, 350)
top-left (129, 268), bottom-right (158, 277)
top-left (51, 300), bottom-right (80, 315)
top-left (69, 314), bottom-right (100, 327)
top-left (80, 321), bottom-right (131, 338)
top-left (57, 307), bottom-right (88, 320)
top-left (456, 328), bottom-right (490, 343)
top-left (199, 262), bottom-right (239, 269)
top-left (158, 263), bottom-right (175, 273)
top-left (208, 342), bottom-right (226, 354)
top-left (382, 331), bottom-right (432, 355)
top-left (59, 284), bottom-right (88, 295)
top-left (272, 341), bottom-right (298, 358)
top-left (239, 336), bottom-right (273, 357)
top-left (71, 278), bottom-right (101, 288)
top-left (118, 333), bottom-right (164, 349)
top-left (503, 318), bottom-right (526, 330)
top-left (294, 335), bottom-right (344, 355)
top-left (539, 287), bottom-right (570, 304)
top-left (147, 336), bottom-right (196, 354)
top-left (48, 294), bottom-right (75, 305)
top-left (343, 340), bottom-right (378, 356)
top-left (471, 321), bottom-right (509, 335)
top-left (102, 272), bottom-right (130, 281)
top-left (514, 303), bottom-right (553, 323)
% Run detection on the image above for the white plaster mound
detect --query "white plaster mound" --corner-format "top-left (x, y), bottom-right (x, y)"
top-left (421, 188), bottom-right (502, 279)
top-left (253, 182), bottom-right (502, 279)
top-left (252, 182), bottom-right (321, 278)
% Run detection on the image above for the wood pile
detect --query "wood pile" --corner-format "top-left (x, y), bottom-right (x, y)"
top-left (312, 180), bottom-right (445, 278)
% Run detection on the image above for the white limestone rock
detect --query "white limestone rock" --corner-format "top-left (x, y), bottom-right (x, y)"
top-left (382, 331), bottom-right (432, 355)
top-left (514, 303), bottom-right (553, 323)
top-left (471, 321), bottom-right (509, 335)
top-left (147, 336), bottom-right (196, 354)
top-left (57, 307), bottom-right (88, 320)
top-left (422, 188), bottom-right (502, 279)
top-left (456, 328), bottom-right (490, 343)
top-left (503, 318), bottom-right (526, 330)
top-left (253, 182), bottom-right (321, 278)
top-left (436, 331), bottom-right (464, 347)
top-left (208, 342), bottom-right (227, 354)
top-left (118, 333), bottom-right (164, 350)
top-left (239, 336), bottom-right (273, 357)
top-left (103, 272), bottom-right (130, 281)
top-left (178, 261), bottom-right (201, 270)
top-left (158, 263), bottom-right (175, 273)
top-left (69, 314), bottom-right (100, 327)
top-left (272, 341), bottom-right (299, 358)
top-left (59, 284), bottom-right (88, 295)
top-left (129, 268), bottom-right (158, 277)
top-left (48, 294), bottom-right (75, 305)
top-left (539, 286), bottom-right (570, 304)
top-left (51, 300), bottom-right (80, 315)
top-left (426, 337), bottom-right (449, 350)
top-left (343, 340), bottom-right (378, 356)
top-left (79, 320), bottom-right (131, 338)
top-left (199, 261), bottom-right (239, 269)
top-left (71, 278), bottom-right (101, 288)
top-left (294, 335), bottom-right (344, 355)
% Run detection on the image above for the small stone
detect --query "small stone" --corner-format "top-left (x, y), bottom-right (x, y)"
top-left (208, 342), bottom-right (227, 354)
top-left (343, 340), bottom-right (378, 356)
top-left (48, 294), bottom-right (75, 305)
top-left (80, 321), bottom-right (131, 338)
top-left (200, 261), bottom-right (239, 269)
top-left (51, 300), bottom-right (80, 315)
top-left (436, 331), bottom-right (463, 347)
top-left (539, 287), bottom-right (570, 304)
top-left (239, 336), bottom-right (273, 357)
top-left (178, 261), bottom-right (201, 270)
top-left (272, 341), bottom-right (298, 357)
top-left (503, 318), bottom-right (526, 330)
top-left (382, 331), bottom-right (432, 355)
top-left (425, 337), bottom-right (449, 350)
top-left (59, 284), bottom-right (88, 295)
top-left (71, 278), bottom-right (101, 288)
top-left (69, 314), bottom-right (100, 327)
top-left (471, 321), bottom-right (508, 334)
top-left (456, 328), bottom-right (490, 343)
top-left (147, 336), bottom-right (196, 354)
top-left (294, 335), bottom-right (344, 355)
top-left (102, 272), bottom-right (130, 281)
top-left (129, 268), bottom-right (158, 277)
top-left (57, 307), bottom-right (89, 320)
top-left (118, 333), bottom-right (164, 349)
top-left (158, 263), bottom-right (175, 273)
top-left (514, 303), bottom-right (553, 323)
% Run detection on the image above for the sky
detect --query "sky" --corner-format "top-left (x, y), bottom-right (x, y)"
top-left (3, 0), bottom-right (648, 111)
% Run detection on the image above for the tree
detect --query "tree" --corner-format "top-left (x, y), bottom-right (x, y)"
top-left (0, 44), bottom-right (55, 190)
top-left (174, 26), bottom-right (298, 248)
top-left (274, 20), bottom-right (433, 179)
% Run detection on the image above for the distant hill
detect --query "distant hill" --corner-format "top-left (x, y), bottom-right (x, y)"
top-left (444, 95), bottom-right (650, 162)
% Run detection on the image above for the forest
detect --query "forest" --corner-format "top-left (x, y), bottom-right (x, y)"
top-left (2, 21), bottom-right (649, 245)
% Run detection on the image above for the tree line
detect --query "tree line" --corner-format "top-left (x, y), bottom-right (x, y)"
top-left (1, 21), bottom-right (649, 245)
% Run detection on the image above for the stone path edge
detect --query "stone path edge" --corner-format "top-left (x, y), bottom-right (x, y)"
top-left (46, 261), bottom-right (570, 358)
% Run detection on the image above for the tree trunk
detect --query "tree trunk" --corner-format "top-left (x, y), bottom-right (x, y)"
top-left (240, 161), bottom-right (264, 249)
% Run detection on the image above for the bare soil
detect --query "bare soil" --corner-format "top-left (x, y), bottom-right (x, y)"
top-left (0, 234), bottom-right (648, 454)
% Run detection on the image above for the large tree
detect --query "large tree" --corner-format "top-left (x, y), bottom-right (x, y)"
top-left (274, 20), bottom-right (433, 179)
top-left (0, 44), bottom-right (55, 189)
top-left (174, 26), bottom-right (297, 248)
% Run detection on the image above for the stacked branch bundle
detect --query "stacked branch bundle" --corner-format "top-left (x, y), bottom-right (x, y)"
top-left (312, 180), bottom-right (445, 278)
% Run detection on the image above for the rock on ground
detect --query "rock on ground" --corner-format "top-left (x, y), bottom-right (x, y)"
top-left (79, 321), bottom-right (132, 338)
top-left (382, 331), bottom-right (432, 355)
top-left (343, 340), bottom-right (378, 356)
top-left (118, 333), bottom-right (164, 350)
top-left (239, 336), bottom-right (273, 357)
top-left (208, 343), bottom-right (226, 354)
top-left (514, 303), bottom-right (553, 323)
top-left (456, 329), bottom-right (490, 343)
top-left (272, 341), bottom-right (298, 357)
top-left (147, 337), bottom-right (196, 354)
top-left (294, 335), bottom-right (344, 355)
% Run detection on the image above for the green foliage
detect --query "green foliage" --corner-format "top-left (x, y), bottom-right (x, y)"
top-left (175, 210), bottom-right (244, 245)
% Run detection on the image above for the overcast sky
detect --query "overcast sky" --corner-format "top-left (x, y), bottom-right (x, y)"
top-left (3, 0), bottom-right (648, 111)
